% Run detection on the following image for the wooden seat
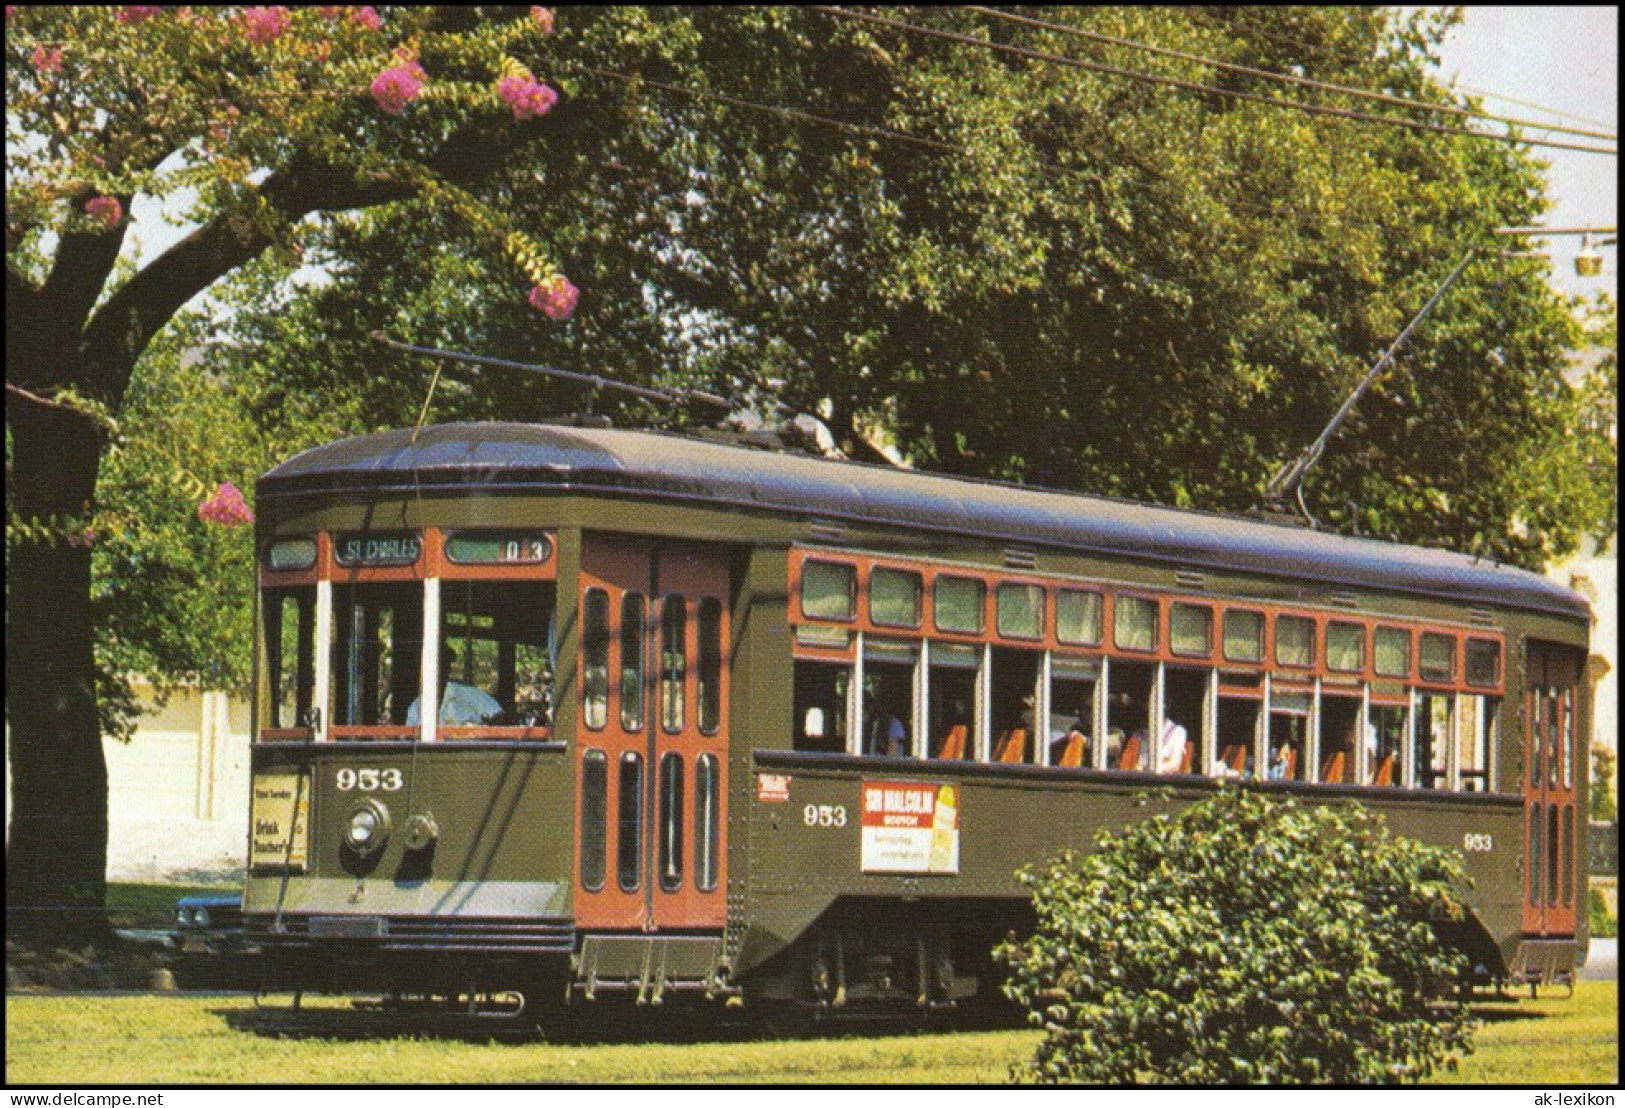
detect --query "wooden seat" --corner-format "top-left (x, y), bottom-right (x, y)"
top-left (995, 728), bottom-right (1028, 763)
top-left (1058, 731), bottom-right (1087, 768)
top-left (936, 724), bottom-right (966, 760)
top-left (1218, 744), bottom-right (1247, 773)
top-left (1177, 742), bottom-right (1193, 774)
top-left (1373, 753), bottom-right (1395, 786)
top-left (1116, 734), bottom-right (1142, 771)
top-left (1320, 750), bottom-right (1346, 784)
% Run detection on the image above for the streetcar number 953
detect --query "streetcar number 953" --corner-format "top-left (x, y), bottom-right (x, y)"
top-left (804, 804), bottom-right (847, 828)
top-left (1463, 833), bottom-right (1494, 852)
top-left (336, 767), bottom-right (404, 792)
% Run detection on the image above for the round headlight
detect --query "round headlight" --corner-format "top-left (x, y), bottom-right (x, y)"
top-left (347, 809), bottom-right (379, 847)
top-left (344, 799), bottom-right (390, 857)
top-left (194, 905), bottom-right (211, 928)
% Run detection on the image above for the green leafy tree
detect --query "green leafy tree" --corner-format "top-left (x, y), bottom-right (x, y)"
top-left (996, 788), bottom-right (1474, 1084)
top-left (5, 4), bottom-right (575, 940)
top-left (1593, 744), bottom-right (1618, 824)
top-left (206, 7), bottom-right (1613, 561)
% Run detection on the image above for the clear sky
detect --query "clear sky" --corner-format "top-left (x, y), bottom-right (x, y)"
top-left (1430, 6), bottom-right (1619, 300)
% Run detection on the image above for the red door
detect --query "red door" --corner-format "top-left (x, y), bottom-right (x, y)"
top-left (575, 535), bottom-right (729, 932)
top-left (1522, 642), bottom-right (1580, 937)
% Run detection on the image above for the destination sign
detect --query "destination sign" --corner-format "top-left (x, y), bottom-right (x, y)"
top-left (334, 533), bottom-right (422, 567)
top-left (445, 531), bottom-right (552, 566)
top-left (264, 538), bottom-right (317, 572)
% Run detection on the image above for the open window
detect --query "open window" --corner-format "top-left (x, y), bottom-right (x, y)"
top-left (437, 578), bottom-right (557, 733)
top-left (863, 639), bottom-right (917, 757)
top-left (333, 581), bottom-right (423, 735)
top-left (989, 646), bottom-right (1040, 763)
top-left (793, 659), bottom-right (850, 753)
top-left (1048, 656), bottom-right (1099, 768)
top-left (1318, 694), bottom-right (1361, 784)
top-left (928, 643), bottom-right (979, 760)
top-left (262, 585), bottom-right (316, 733)
top-left (1267, 691), bottom-right (1310, 782)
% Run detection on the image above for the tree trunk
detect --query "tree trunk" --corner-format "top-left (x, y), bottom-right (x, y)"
top-left (5, 392), bottom-right (110, 946)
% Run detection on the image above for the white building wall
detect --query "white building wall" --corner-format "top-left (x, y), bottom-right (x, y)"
top-left (5, 680), bottom-right (251, 882)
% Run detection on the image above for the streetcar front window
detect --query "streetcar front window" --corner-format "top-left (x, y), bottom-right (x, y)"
top-left (438, 579), bottom-right (557, 729)
top-left (263, 586), bottom-right (315, 730)
top-left (331, 582), bottom-right (423, 728)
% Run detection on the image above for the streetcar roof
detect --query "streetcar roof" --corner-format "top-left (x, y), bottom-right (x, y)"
top-left (259, 422), bottom-right (1591, 621)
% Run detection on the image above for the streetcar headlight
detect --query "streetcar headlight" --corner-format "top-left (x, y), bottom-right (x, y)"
top-left (193, 905), bottom-right (211, 928)
top-left (343, 799), bottom-right (390, 857)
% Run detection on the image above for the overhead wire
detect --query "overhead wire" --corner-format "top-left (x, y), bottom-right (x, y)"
top-left (966, 5), bottom-right (1617, 144)
top-left (810, 6), bottom-right (1616, 157)
top-left (1177, 6), bottom-right (1619, 139)
top-left (568, 62), bottom-right (1307, 225)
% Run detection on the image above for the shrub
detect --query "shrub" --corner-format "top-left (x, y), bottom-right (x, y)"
top-left (996, 786), bottom-right (1474, 1084)
top-left (1588, 888), bottom-right (1617, 938)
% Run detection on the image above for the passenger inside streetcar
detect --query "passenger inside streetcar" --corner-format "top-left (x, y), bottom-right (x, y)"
top-left (408, 645), bottom-right (503, 725)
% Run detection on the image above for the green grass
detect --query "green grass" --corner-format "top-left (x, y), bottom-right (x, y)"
top-left (5, 982), bottom-right (1615, 1085)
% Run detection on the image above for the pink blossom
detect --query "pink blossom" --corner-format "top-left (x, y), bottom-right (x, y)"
top-left (371, 61), bottom-right (426, 114)
top-left (497, 75), bottom-right (558, 121)
top-left (198, 482), bottom-right (254, 527)
top-left (85, 195), bottom-right (123, 230)
top-left (115, 6), bottom-right (163, 24)
top-left (6, 7), bottom-right (19, 20)
top-left (317, 5), bottom-right (342, 17)
top-left (67, 527), bottom-right (97, 549)
top-left (32, 45), bottom-right (63, 75)
top-left (530, 7), bottom-right (555, 34)
top-left (240, 6), bottom-right (290, 46)
top-left (350, 6), bottom-right (381, 30)
top-left (528, 276), bottom-right (579, 321)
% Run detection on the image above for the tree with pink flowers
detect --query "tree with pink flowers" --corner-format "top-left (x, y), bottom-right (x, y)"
top-left (5, 4), bottom-right (568, 940)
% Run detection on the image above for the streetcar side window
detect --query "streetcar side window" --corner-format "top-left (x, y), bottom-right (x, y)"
top-left (1274, 615), bottom-right (1314, 669)
top-left (1367, 703), bottom-right (1406, 786)
top-left (580, 750), bottom-right (608, 892)
top-left (695, 754), bottom-right (721, 892)
top-left (928, 643), bottom-right (979, 760)
top-left (698, 597), bottom-right (723, 735)
top-left (794, 660), bottom-right (850, 753)
top-left (620, 593), bottom-right (647, 731)
top-left (263, 586), bottom-right (316, 730)
top-left (1458, 695), bottom-right (1496, 791)
top-left (802, 560), bottom-right (856, 621)
top-left (582, 588), bottom-right (611, 730)
top-left (1415, 693), bottom-right (1451, 789)
top-left (989, 645), bottom-right (1039, 763)
top-left (659, 752), bottom-right (684, 892)
top-left (1048, 656), bottom-right (1099, 767)
top-left (618, 752), bottom-right (643, 892)
top-left (660, 595), bottom-right (687, 733)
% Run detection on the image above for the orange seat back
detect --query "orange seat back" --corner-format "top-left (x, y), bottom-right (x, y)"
top-left (1177, 742), bottom-right (1193, 774)
top-left (995, 728), bottom-right (1028, 763)
top-left (937, 725), bottom-right (966, 760)
top-left (1058, 732), bottom-right (1086, 768)
top-left (1219, 744), bottom-right (1247, 773)
top-left (1117, 734), bottom-right (1142, 771)
top-left (1280, 746), bottom-right (1297, 780)
top-left (1320, 751), bottom-right (1346, 784)
top-left (1374, 753), bottom-right (1395, 786)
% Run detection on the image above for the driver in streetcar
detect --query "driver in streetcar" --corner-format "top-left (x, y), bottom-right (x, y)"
top-left (407, 644), bottom-right (503, 725)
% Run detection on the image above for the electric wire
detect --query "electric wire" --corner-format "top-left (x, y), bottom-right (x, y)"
top-left (570, 63), bottom-right (1331, 226)
top-left (966, 5), bottom-right (1617, 143)
top-left (811, 7), bottom-right (1616, 156)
